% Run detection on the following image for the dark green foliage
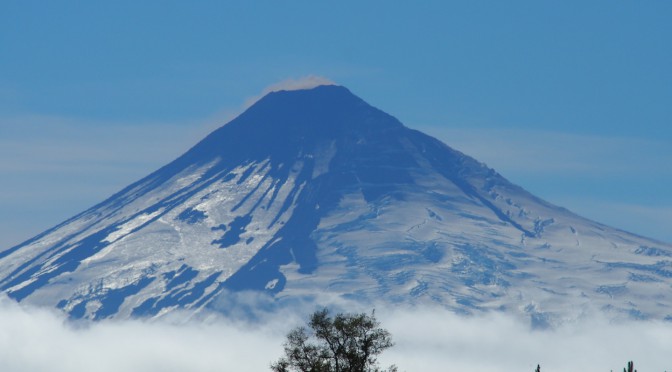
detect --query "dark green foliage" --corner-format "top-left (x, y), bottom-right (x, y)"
top-left (271, 308), bottom-right (396, 372)
top-left (624, 361), bottom-right (637, 372)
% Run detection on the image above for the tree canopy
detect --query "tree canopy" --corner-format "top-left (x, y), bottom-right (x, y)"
top-left (271, 308), bottom-right (396, 372)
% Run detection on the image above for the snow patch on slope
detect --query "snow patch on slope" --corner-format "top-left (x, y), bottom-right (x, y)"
top-left (102, 210), bottom-right (164, 244)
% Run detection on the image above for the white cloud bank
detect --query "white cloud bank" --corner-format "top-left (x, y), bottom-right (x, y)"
top-left (1, 298), bottom-right (671, 372)
top-left (0, 297), bottom-right (285, 372)
top-left (379, 308), bottom-right (672, 372)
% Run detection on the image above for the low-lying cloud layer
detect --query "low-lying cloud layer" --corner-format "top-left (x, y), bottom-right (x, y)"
top-left (379, 308), bottom-right (671, 372)
top-left (2, 297), bottom-right (671, 372)
top-left (0, 297), bottom-right (285, 372)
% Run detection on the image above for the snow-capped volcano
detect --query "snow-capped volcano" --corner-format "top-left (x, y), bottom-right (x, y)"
top-left (1, 85), bottom-right (671, 322)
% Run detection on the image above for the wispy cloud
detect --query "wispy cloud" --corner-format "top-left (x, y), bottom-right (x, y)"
top-left (415, 126), bottom-right (672, 176)
top-left (0, 115), bottom-right (206, 173)
top-left (549, 198), bottom-right (672, 244)
top-left (0, 115), bottom-right (215, 249)
top-left (414, 125), bottom-right (672, 243)
top-left (0, 298), bottom-right (670, 372)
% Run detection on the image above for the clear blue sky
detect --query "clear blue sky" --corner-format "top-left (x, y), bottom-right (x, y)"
top-left (1, 1), bottom-right (671, 247)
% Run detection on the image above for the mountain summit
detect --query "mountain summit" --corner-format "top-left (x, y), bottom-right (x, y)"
top-left (2, 85), bottom-right (671, 323)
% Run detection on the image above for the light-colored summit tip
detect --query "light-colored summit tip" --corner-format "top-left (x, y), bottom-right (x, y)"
top-left (263, 75), bottom-right (337, 93)
top-left (243, 76), bottom-right (338, 108)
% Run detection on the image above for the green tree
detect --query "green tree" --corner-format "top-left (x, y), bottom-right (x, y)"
top-left (623, 361), bottom-right (637, 372)
top-left (271, 308), bottom-right (396, 372)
